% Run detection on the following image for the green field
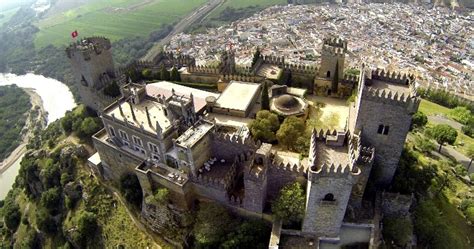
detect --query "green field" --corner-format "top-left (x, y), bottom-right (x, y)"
top-left (419, 99), bottom-right (452, 116)
top-left (0, 7), bottom-right (19, 26)
top-left (419, 99), bottom-right (473, 156)
top-left (34, 0), bottom-right (207, 48)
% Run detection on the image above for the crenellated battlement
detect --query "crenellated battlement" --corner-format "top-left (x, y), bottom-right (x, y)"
top-left (323, 36), bottom-right (348, 50)
top-left (270, 159), bottom-right (306, 175)
top-left (341, 73), bottom-right (359, 85)
top-left (220, 74), bottom-right (264, 83)
top-left (213, 132), bottom-right (260, 149)
top-left (66, 37), bottom-right (112, 60)
top-left (260, 54), bottom-right (286, 66)
top-left (321, 44), bottom-right (346, 57)
top-left (283, 63), bottom-right (319, 75)
top-left (308, 162), bottom-right (360, 180)
top-left (348, 133), bottom-right (375, 166)
top-left (187, 64), bottom-right (221, 74)
top-left (361, 85), bottom-right (420, 113)
top-left (370, 68), bottom-right (415, 86)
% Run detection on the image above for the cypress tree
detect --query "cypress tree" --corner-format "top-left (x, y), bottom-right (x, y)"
top-left (160, 65), bottom-right (170, 81)
top-left (251, 47), bottom-right (261, 67)
top-left (261, 82), bottom-right (270, 110)
top-left (170, 67), bottom-right (181, 81)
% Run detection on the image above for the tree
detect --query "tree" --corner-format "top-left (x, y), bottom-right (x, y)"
top-left (36, 208), bottom-right (57, 234)
top-left (103, 81), bottom-right (121, 97)
top-left (40, 160), bottom-right (61, 189)
top-left (221, 220), bottom-right (270, 249)
top-left (170, 67), bottom-right (181, 81)
top-left (411, 111), bottom-right (428, 129)
top-left (277, 116), bottom-right (305, 150)
top-left (382, 217), bottom-right (413, 247)
top-left (251, 47), bottom-right (261, 67)
top-left (414, 135), bottom-right (436, 154)
top-left (78, 117), bottom-right (102, 138)
top-left (40, 187), bottom-right (62, 214)
top-left (261, 82), bottom-right (270, 111)
top-left (120, 173), bottom-right (143, 208)
top-left (272, 182), bottom-right (305, 225)
top-left (194, 202), bottom-right (234, 248)
top-left (249, 111), bottom-right (280, 143)
top-left (74, 211), bottom-right (98, 247)
top-left (2, 201), bottom-right (21, 231)
top-left (449, 106), bottom-right (472, 125)
top-left (160, 65), bottom-right (170, 81)
top-left (426, 124), bottom-right (458, 152)
top-left (142, 69), bottom-right (152, 80)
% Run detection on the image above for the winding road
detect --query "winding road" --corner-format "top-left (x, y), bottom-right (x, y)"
top-left (142, 0), bottom-right (224, 62)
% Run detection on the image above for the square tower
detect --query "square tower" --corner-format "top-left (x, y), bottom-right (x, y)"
top-left (349, 66), bottom-right (420, 187)
top-left (66, 37), bottom-right (116, 111)
top-left (318, 37), bottom-right (347, 93)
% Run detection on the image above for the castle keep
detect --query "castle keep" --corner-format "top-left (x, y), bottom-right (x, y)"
top-left (67, 36), bottom-right (419, 243)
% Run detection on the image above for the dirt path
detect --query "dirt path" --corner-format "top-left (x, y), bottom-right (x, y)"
top-left (0, 88), bottom-right (47, 174)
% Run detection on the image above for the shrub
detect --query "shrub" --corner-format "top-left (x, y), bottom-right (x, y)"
top-left (2, 201), bottom-right (21, 231)
top-left (411, 111), bottom-right (428, 129)
top-left (40, 187), bottom-right (62, 214)
top-left (119, 173), bottom-right (143, 208)
top-left (193, 202), bottom-right (234, 248)
top-left (277, 116), bottom-right (305, 150)
top-left (36, 208), bottom-right (57, 234)
top-left (272, 182), bottom-right (305, 225)
top-left (382, 217), bottom-right (413, 247)
top-left (221, 220), bottom-right (270, 249)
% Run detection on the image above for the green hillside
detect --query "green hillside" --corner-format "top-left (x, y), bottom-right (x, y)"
top-left (34, 0), bottom-right (207, 48)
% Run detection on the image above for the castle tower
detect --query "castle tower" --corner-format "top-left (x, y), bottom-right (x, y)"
top-left (319, 37), bottom-right (346, 84)
top-left (302, 130), bottom-right (360, 238)
top-left (348, 66), bottom-right (420, 187)
top-left (66, 37), bottom-right (116, 111)
top-left (243, 143), bottom-right (271, 213)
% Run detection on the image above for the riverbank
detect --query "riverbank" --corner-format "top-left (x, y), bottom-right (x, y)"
top-left (0, 88), bottom-right (47, 175)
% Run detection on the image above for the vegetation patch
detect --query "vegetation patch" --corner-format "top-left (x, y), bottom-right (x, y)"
top-left (0, 85), bottom-right (32, 159)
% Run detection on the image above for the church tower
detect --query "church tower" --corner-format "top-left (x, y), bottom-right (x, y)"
top-left (66, 37), bottom-right (116, 111)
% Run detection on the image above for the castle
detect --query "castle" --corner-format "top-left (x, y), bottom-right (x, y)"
top-left (67, 36), bottom-right (419, 244)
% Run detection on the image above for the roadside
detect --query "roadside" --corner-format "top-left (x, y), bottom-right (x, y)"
top-left (0, 88), bottom-right (47, 174)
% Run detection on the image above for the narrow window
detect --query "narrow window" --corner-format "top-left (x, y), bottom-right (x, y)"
top-left (148, 143), bottom-right (159, 153)
top-left (109, 126), bottom-right (116, 137)
top-left (377, 124), bottom-right (384, 134)
top-left (383, 126), bottom-right (390, 135)
top-left (119, 130), bottom-right (128, 140)
top-left (326, 71), bottom-right (331, 78)
top-left (133, 136), bottom-right (143, 147)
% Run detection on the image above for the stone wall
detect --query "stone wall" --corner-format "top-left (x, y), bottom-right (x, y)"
top-left (92, 130), bottom-right (142, 181)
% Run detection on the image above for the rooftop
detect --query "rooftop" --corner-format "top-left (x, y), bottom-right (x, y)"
top-left (216, 81), bottom-right (261, 112)
top-left (315, 141), bottom-right (350, 169)
top-left (175, 120), bottom-right (214, 148)
top-left (106, 98), bottom-right (172, 134)
top-left (146, 81), bottom-right (220, 112)
top-left (369, 79), bottom-right (412, 96)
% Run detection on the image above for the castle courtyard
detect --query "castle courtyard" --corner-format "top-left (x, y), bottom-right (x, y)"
top-left (306, 95), bottom-right (350, 130)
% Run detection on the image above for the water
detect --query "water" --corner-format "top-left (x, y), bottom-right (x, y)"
top-left (0, 73), bottom-right (76, 200)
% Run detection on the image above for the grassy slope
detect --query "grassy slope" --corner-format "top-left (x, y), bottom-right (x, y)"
top-left (405, 137), bottom-right (474, 247)
top-left (419, 99), bottom-right (473, 155)
top-left (34, 0), bottom-right (207, 48)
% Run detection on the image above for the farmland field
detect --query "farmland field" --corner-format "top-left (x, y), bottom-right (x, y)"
top-left (34, 0), bottom-right (207, 48)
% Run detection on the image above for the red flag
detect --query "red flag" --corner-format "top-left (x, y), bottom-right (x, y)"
top-left (71, 30), bottom-right (78, 38)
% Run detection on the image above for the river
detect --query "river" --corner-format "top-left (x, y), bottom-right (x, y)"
top-left (0, 73), bottom-right (76, 200)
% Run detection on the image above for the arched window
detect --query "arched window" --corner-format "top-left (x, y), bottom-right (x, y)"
top-left (323, 193), bottom-right (335, 202)
top-left (326, 71), bottom-right (331, 78)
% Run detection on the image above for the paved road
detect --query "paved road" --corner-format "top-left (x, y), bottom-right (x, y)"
top-left (142, 0), bottom-right (224, 62)
top-left (441, 145), bottom-right (473, 174)
top-left (428, 114), bottom-right (463, 130)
